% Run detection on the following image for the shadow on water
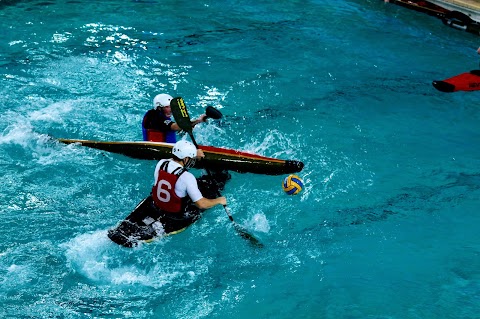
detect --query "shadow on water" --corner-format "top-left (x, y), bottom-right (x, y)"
top-left (0, 0), bottom-right (57, 9)
top-left (0, 0), bottom-right (24, 9)
top-left (327, 171), bottom-right (480, 227)
top-left (155, 19), bottom-right (302, 49)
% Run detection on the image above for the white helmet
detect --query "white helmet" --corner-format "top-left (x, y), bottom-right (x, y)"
top-left (172, 140), bottom-right (197, 159)
top-left (153, 94), bottom-right (173, 108)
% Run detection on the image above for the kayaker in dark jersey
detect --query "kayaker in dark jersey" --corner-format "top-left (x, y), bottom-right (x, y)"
top-left (142, 93), bottom-right (207, 143)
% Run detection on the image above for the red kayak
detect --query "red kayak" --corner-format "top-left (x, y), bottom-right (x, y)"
top-left (432, 70), bottom-right (480, 93)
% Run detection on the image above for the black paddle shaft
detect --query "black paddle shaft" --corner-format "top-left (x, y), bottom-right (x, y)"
top-left (170, 97), bottom-right (263, 247)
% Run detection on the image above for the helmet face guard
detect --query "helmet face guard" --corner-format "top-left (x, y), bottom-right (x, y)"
top-left (183, 157), bottom-right (196, 169)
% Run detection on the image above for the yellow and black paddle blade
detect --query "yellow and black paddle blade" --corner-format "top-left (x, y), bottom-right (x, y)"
top-left (171, 97), bottom-right (193, 133)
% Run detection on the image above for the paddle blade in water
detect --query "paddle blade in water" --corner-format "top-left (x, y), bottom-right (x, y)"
top-left (234, 224), bottom-right (263, 248)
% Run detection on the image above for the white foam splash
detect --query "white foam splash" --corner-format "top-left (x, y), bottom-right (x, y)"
top-left (246, 213), bottom-right (270, 233)
top-left (28, 100), bottom-right (73, 123)
top-left (244, 129), bottom-right (300, 159)
top-left (0, 121), bottom-right (35, 146)
top-left (61, 230), bottom-right (202, 288)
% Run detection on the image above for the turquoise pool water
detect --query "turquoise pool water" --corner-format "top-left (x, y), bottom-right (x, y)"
top-left (1, 0), bottom-right (479, 318)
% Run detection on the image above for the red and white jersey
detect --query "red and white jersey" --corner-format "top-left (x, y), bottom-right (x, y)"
top-left (152, 159), bottom-right (202, 212)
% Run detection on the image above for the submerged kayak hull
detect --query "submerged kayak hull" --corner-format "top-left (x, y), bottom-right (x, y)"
top-left (107, 195), bottom-right (196, 247)
top-left (109, 171), bottom-right (230, 247)
top-left (57, 138), bottom-right (304, 175)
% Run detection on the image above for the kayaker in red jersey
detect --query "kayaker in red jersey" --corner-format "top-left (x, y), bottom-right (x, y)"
top-left (152, 140), bottom-right (227, 215)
